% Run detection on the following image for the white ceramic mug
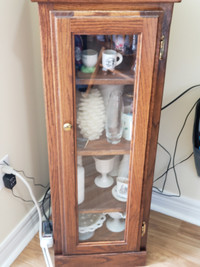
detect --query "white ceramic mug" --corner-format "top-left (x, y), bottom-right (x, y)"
top-left (82, 49), bottom-right (98, 68)
top-left (102, 49), bottom-right (123, 71)
top-left (116, 177), bottom-right (128, 199)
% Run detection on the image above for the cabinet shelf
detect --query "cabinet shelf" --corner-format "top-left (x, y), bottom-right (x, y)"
top-left (79, 222), bottom-right (124, 243)
top-left (76, 68), bottom-right (134, 85)
top-left (78, 160), bottom-right (126, 214)
top-left (76, 55), bottom-right (135, 85)
top-left (77, 132), bottom-right (130, 156)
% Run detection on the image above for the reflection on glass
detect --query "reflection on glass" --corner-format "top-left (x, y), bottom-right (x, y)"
top-left (74, 34), bottom-right (137, 243)
top-left (106, 90), bottom-right (124, 144)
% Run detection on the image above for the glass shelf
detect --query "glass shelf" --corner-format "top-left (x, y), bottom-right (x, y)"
top-left (79, 221), bottom-right (124, 243)
top-left (77, 132), bottom-right (130, 156)
top-left (76, 56), bottom-right (135, 85)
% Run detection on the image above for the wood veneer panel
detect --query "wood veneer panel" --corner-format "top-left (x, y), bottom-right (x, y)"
top-left (125, 15), bottom-right (160, 250)
top-left (32, 0), bottom-right (182, 265)
top-left (55, 251), bottom-right (146, 267)
top-left (38, 3), bottom-right (63, 254)
top-left (33, 0), bottom-right (180, 3)
top-left (139, 4), bottom-right (173, 250)
top-left (76, 70), bottom-right (134, 85)
top-left (51, 15), bottom-right (78, 254)
top-left (77, 133), bottom-right (130, 156)
top-left (52, 3), bottom-right (174, 12)
top-left (50, 10), bottom-right (162, 255)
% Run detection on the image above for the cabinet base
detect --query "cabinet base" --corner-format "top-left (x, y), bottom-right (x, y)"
top-left (55, 251), bottom-right (146, 266)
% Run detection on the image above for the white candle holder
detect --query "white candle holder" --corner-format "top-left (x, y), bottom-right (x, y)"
top-left (93, 156), bottom-right (115, 188)
top-left (77, 165), bottom-right (85, 205)
top-left (106, 212), bottom-right (126, 233)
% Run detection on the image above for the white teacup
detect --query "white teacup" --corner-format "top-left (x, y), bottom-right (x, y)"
top-left (102, 49), bottom-right (123, 71)
top-left (116, 177), bottom-right (128, 199)
top-left (82, 49), bottom-right (98, 68)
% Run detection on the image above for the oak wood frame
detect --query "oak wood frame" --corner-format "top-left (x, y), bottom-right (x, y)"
top-left (50, 10), bottom-right (162, 255)
top-left (35, 1), bottom-right (181, 266)
top-left (33, 0), bottom-right (180, 3)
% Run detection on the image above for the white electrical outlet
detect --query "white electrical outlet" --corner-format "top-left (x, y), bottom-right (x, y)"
top-left (0, 155), bottom-right (9, 191)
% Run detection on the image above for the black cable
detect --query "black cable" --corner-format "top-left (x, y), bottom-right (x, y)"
top-left (153, 152), bottom-right (194, 197)
top-left (1, 161), bottom-right (51, 210)
top-left (1, 161), bottom-right (49, 189)
top-left (42, 187), bottom-right (51, 222)
top-left (161, 84), bottom-right (200, 111)
top-left (152, 187), bottom-right (181, 198)
top-left (154, 151), bottom-right (194, 184)
top-left (172, 100), bottom-right (199, 197)
top-left (153, 84), bottom-right (200, 197)
top-left (12, 188), bottom-right (34, 203)
top-left (14, 169), bottom-right (49, 189)
top-left (157, 142), bottom-right (171, 192)
top-left (41, 187), bottom-right (52, 233)
top-left (11, 188), bottom-right (47, 204)
top-left (48, 193), bottom-right (51, 220)
top-left (12, 188), bottom-right (51, 217)
top-left (154, 100), bottom-right (198, 197)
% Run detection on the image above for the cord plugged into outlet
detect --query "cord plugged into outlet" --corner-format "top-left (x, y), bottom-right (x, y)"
top-left (3, 173), bottom-right (16, 189)
top-left (2, 165), bottom-right (53, 267)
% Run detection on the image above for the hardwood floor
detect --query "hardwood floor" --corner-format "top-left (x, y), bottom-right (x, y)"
top-left (12, 211), bottom-right (200, 267)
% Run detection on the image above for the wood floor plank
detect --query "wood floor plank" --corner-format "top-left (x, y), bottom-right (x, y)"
top-left (12, 211), bottom-right (200, 266)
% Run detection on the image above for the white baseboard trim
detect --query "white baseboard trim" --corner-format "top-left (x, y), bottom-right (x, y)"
top-left (0, 200), bottom-right (50, 267)
top-left (151, 191), bottom-right (200, 226)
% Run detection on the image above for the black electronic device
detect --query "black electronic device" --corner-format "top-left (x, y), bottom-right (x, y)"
top-left (3, 173), bottom-right (17, 189)
top-left (193, 99), bottom-right (200, 176)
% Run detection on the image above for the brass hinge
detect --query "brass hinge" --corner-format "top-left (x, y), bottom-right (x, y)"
top-left (141, 221), bottom-right (146, 237)
top-left (159, 35), bottom-right (165, 60)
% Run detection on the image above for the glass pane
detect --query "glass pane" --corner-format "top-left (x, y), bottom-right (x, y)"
top-left (74, 34), bottom-right (137, 243)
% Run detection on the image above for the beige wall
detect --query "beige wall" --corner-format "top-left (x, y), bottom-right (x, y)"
top-left (154, 0), bottom-right (200, 200)
top-left (0, 0), bottom-right (48, 243)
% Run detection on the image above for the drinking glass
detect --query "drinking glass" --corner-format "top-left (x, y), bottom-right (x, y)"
top-left (106, 90), bottom-right (124, 144)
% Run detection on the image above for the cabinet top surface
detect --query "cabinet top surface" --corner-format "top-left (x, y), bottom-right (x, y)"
top-left (31, 0), bottom-right (181, 3)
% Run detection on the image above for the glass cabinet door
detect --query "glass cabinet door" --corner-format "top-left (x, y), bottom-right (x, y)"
top-left (51, 10), bottom-right (162, 254)
top-left (75, 34), bottom-right (137, 242)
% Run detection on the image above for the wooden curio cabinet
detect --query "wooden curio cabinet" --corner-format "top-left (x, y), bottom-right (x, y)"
top-left (31, 0), bottom-right (181, 266)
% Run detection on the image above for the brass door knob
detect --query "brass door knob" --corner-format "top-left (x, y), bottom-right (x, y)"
top-left (63, 123), bottom-right (72, 131)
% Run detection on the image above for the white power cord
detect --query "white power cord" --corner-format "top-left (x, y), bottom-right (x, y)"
top-left (2, 165), bottom-right (53, 267)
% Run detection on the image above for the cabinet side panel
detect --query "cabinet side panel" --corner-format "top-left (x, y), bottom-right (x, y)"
top-left (38, 3), bottom-right (63, 254)
top-left (126, 15), bottom-right (160, 250)
top-left (140, 3), bottom-right (174, 249)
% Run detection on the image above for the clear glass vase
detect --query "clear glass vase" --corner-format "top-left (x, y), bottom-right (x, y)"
top-left (106, 90), bottom-right (124, 144)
